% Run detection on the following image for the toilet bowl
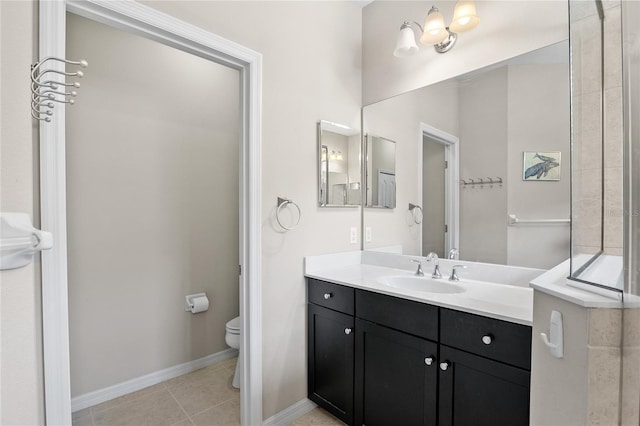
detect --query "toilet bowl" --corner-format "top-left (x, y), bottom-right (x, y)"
top-left (225, 316), bottom-right (241, 389)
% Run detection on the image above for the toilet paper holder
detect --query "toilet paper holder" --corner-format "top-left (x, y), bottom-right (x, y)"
top-left (185, 292), bottom-right (208, 312)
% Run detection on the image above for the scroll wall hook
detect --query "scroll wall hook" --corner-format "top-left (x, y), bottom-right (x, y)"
top-left (30, 56), bottom-right (88, 123)
top-left (540, 310), bottom-right (563, 358)
top-left (276, 197), bottom-right (301, 230)
top-left (408, 203), bottom-right (423, 224)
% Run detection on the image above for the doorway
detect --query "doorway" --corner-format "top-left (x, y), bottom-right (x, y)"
top-left (38, 1), bottom-right (262, 424)
top-left (423, 136), bottom-right (446, 257)
top-left (418, 123), bottom-right (459, 257)
top-left (66, 9), bottom-right (241, 411)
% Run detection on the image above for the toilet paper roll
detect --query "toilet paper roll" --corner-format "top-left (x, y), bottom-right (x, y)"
top-left (190, 296), bottom-right (209, 314)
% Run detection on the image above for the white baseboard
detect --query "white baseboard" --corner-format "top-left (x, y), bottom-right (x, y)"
top-left (263, 398), bottom-right (317, 426)
top-left (71, 348), bottom-right (238, 412)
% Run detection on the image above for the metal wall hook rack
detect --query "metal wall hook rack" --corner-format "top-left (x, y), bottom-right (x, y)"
top-left (276, 197), bottom-right (301, 230)
top-left (460, 176), bottom-right (503, 188)
top-left (31, 56), bottom-right (88, 123)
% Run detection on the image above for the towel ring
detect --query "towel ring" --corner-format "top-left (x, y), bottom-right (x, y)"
top-left (276, 197), bottom-right (301, 230)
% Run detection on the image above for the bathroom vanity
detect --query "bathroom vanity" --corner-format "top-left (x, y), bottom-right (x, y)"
top-left (305, 251), bottom-right (540, 426)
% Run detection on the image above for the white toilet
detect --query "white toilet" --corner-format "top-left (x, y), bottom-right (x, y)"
top-left (225, 316), bottom-right (241, 389)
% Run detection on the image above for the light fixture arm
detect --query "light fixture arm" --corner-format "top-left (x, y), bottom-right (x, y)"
top-left (434, 28), bottom-right (457, 53)
top-left (410, 21), bottom-right (424, 33)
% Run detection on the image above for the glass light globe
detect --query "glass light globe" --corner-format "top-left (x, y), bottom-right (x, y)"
top-left (420, 7), bottom-right (449, 45)
top-left (450, 0), bottom-right (480, 33)
top-left (393, 24), bottom-right (419, 57)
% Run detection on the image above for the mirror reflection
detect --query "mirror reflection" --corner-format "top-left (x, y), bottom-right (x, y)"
top-left (365, 134), bottom-right (397, 208)
top-left (363, 41), bottom-right (571, 270)
top-left (318, 120), bottom-right (361, 207)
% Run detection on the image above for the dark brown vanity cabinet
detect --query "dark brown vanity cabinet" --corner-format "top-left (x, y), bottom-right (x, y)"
top-left (354, 319), bottom-right (438, 426)
top-left (307, 278), bottom-right (532, 426)
top-left (307, 280), bottom-right (356, 424)
top-left (438, 346), bottom-right (530, 426)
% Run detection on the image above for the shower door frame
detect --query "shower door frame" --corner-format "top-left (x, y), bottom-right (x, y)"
top-left (38, 1), bottom-right (263, 425)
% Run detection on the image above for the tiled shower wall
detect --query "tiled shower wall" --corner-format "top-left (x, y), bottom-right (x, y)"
top-left (570, 0), bottom-right (623, 256)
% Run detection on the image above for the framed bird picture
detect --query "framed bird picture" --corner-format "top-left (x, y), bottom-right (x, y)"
top-left (522, 151), bottom-right (561, 181)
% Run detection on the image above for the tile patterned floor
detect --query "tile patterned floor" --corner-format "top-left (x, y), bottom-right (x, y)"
top-left (71, 357), bottom-right (343, 426)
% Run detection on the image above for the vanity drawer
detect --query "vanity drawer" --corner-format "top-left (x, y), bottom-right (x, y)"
top-left (308, 279), bottom-right (354, 315)
top-left (440, 309), bottom-right (531, 370)
top-left (355, 289), bottom-right (438, 341)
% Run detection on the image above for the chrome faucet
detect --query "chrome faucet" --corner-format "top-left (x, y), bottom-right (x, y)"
top-left (425, 252), bottom-right (442, 279)
top-left (448, 248), bottom-right (460, 260)
top-left (449, 264), bottom-right (467, 281)
top-left (410, 259), bottom-right (425, 276)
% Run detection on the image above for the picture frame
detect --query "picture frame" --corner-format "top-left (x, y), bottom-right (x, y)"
top-left (522, 151), bottom-right (561, 181)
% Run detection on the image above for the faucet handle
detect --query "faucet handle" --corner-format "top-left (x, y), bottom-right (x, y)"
top-left (410, 259), bottom-right (424, 276)
top-left (449, 264), bottom-right (467, 281)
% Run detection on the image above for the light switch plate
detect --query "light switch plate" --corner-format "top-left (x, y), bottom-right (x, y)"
top-left (365, 227), bottom-right (372, 242)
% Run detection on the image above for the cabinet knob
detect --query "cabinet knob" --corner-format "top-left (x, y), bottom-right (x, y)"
top-left (344, 328), bottom-right (352, 335)
top-left (482, 335), bottom-right (493, 345)
top-left (424, 356), bottom-right (434, 366)
top-left (323, 293), bottom-right (332, 300)
top-left (439, 362), bottom-right (449, 371)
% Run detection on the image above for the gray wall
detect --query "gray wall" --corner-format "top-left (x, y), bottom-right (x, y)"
top-left (363, 81), bottom-right (459, 254)
top-left (0, 2), bottom-right (45, 425)
top-left (0, 1), bottom-right (363, 421)
top-left (66, 14), bottom-right (240, 396)
top-left (458, 67), bottom-right (509, 264)
top-left (459, 63), bottom-right (570, 269)
top-left (506, 63), bottom-right (571, 268)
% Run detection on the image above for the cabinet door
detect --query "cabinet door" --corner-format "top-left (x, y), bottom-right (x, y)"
top-left (438, 346), bottom-right (530, 426)
top-left (308, 303), bottom-right (355, 425)
top-left (354, 319), bottom-right (438, 426)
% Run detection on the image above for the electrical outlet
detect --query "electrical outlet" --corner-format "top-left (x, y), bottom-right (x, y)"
top-left (365, 227), bottom-right (372, 242)
top-left (350, 227), bottom-right (358, 244)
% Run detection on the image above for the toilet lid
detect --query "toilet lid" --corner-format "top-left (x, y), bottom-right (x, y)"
top-left (226, 316), bottom-right (240, 332)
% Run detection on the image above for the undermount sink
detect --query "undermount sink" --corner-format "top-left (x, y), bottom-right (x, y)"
top-left (378, 275), bottom-right (466, 294)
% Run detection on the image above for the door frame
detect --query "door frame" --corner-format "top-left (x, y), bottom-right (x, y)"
top-left (418, 123), bottom-right (459, 256)
top-left (38, 1), bottom-right (262, 424)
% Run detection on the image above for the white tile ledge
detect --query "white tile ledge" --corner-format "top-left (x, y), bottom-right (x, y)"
top-left (529, 259), bottom-right (626, 308)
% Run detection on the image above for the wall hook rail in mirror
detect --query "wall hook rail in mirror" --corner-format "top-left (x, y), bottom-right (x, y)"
top-left (31, 56), bottom-right (88, 123)
top-left (408, 203), bottom-right (423, 224)
top-left (276, 197), bottom-right (301, 231)
top-left (460, 176), bottom-right (503, 188)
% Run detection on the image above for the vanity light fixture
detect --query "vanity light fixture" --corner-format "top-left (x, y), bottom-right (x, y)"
top-left (393, 0), bottom-right (479, 57)
top-left (329, 150), bottom-right (344, 161)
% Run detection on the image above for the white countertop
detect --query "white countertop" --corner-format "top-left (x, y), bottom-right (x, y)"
top-left (305, 251), bottom-right (636, 329)
top-left (305, 251), bottom-right (538, 326)
top-left (530, 259), bottom-right (626, 308)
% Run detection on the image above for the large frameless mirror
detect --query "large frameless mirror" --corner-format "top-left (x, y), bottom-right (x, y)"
top-left (318, 120), bottom-right (361, 207)
top-left (362, 41), bottom-right (571, 270)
